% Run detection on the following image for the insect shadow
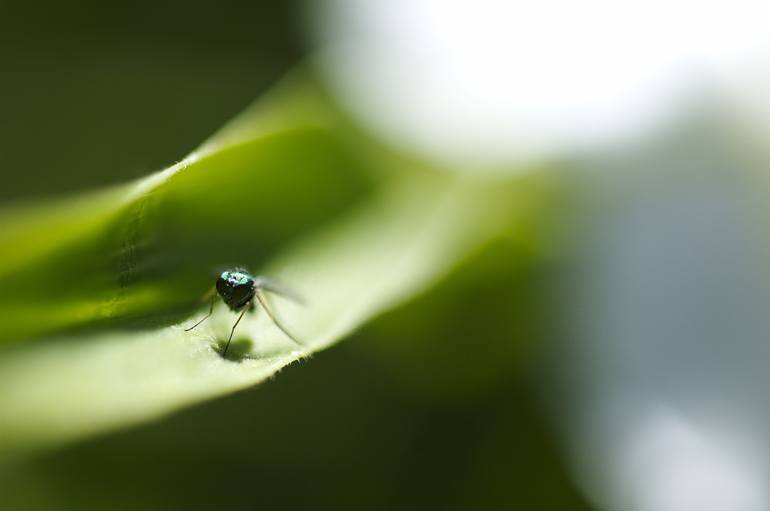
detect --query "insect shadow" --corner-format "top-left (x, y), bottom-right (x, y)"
top-left (213, 336), bottom-right (253, 362)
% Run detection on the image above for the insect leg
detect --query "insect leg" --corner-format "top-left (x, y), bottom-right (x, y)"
top-left (254, 288), bottom-right (304, 346)
top-left (223, 302), bottom-right (250, 357)
top-left (185, 294), bottom-right (215, 332)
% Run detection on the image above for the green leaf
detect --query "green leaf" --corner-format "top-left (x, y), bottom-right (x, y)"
top-left (0, 71), bottom-right (546, 458)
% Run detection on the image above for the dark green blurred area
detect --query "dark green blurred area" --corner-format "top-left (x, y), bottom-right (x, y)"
top-left (0, 0), bottom-right (303, 202)
top-left (2, 339), bottom-right (586, 511)
top-left (0, 2), bottom-right (589, 509)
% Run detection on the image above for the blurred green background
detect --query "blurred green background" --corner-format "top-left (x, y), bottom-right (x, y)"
top-left (0, 1), bottom-right (302, 202)
top-left (0, 1), bottom-right (590, 510)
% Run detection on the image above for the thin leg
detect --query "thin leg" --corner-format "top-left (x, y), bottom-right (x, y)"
top-left (223, 302), bottom-right (250, 357)
top-left (254, 288), bottom-right (303, 346)
top-left (185, 295), bottom-right (215, 332)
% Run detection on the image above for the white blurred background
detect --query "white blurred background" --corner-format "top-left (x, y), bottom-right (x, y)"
top-left (312, 0), bottom-right (770, 169)
top-left (312, 2), bottom-right (770, 510)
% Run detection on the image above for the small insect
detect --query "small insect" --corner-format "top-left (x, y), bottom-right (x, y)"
top-left (185, 268), bottom-right (303, 357)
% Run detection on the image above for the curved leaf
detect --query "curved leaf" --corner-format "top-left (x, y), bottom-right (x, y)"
top-left (0, 71), bottom-right (545, 457)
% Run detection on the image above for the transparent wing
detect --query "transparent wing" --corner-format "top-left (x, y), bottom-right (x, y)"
top-left (252, 276), bottom-right (305, 305)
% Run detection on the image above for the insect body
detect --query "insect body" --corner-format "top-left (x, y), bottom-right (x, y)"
top-left (185, 269), bottom-right (303, 357)
top-left (217, 270), bottom-right (258, 310)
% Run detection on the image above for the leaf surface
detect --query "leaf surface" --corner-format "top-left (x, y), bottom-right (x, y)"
top-left (0, 72), bottom-right (543, 457)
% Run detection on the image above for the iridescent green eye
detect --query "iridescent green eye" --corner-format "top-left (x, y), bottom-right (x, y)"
top-left (185, 268), bottom-right (304, 358)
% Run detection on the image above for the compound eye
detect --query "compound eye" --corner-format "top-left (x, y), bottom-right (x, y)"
top-left (216, 275), bottom-right (229, 296)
